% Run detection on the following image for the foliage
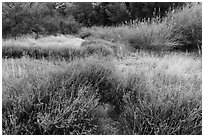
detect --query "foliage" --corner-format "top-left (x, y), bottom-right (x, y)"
top-left (2, 52), bottom-right (202, 135)
top-left (2, 35), bottom-right (120, 60)
top-left (125, 2), bottom-right (185, 20)
top-left (2, 2), bottom-right (202, 135)
top-left (166, 3), bottom-right (202, 52)
top-left (2, 2), bottom-right (187, 37)
top-left (71, 2), bottom-right (96, 26)
top-left (2, 2), bottom-right (81, 38)
top-left (2, 57), bottom-right (125, 134)
top-left (80, 3), bottom-right (202, 53)
top-left (121, 57), bottom-right (201, 134)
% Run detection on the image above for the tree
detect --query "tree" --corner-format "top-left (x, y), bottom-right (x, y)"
top-left (105, 3), bottom-right (131, 25)
top-left (2, 2), bottom-right (81, 38)
top-left (72, 2), bottom-right (96, 26)
top-left (125, 2), bottom-right (186, 20)
top-left (2, 2), bottom-right (33, 37)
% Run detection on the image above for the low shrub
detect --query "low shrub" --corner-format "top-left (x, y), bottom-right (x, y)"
top-left (79, 26), bottom-right (131, 43)
top-left (2, 52), bottom-right (202, 135)
top-left (2, 36), bottom-right (117, 60)
top-left (80, 3), bottom-right (202, 53)
top-left (121, 67), bottom-right (202, 135)
top-left (2, 44), bottom-right (81, 60)
top-left (81, 38), bottom-right (120, 56)
top-left (166, 3), bottom-right (202, 52)
top-left (2, 57), bottom-right (125, 135)
top-left (2, 3), bottom-right (82, 38)
top-left (126, 20), bottom-right (177, 52)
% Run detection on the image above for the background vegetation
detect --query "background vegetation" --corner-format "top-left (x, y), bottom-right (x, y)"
top-left (3, 2), bottom-right (185, 37)
top-left (2, 2), bottom-right (202, 135)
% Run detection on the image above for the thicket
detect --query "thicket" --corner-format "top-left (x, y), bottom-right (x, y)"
top-left (2, 3), bottom-right (202, 60)
top-left (2, 2), bottom-right (202, 135)
top-left (2, 55), bottom-right (202, 134)
top-left (2, 2), bottom-right (186, 38)
top-left (2, 57), bottom-right (124, 134)
top-left (2, 36), bottom-right (117, 60)
top-left (80, 3), bottom-right (202, 53)
top-left (2, 3), bottom-right (81, 38)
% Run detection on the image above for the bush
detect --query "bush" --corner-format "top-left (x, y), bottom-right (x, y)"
top-left (44, 16), bottom-right (82, 35)
top-left (2, 44), bottom-right (81, 60)
top-left (2, 57), bottom-right (125, 134)
top-left (3, 36), bottom-right (116, 60)
top-left (121, 64), bottom-right (201, 134)
top-left (126, 20), bottom-right (177, 52)
top-left (80, 3), bottom-right (202, 53)
top-left (80, 38), bottom-right (121, 56)
top-left (2, 78), bottom-right (99, 134)
top-left (53, 57), bottom-right (124, 106)
top-left (166, 3), bottom-right (202, 52)
top-left (2, 3), bottom-right (82, 38)
top-left (2, 52), bottom-right (202, 135)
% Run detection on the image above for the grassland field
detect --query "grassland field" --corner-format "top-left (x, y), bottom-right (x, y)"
top-left (2, 3), bottom-right (202, 135)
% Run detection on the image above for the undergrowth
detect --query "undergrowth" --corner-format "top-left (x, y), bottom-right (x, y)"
top-left (2, 54), bottom-right (202, 135)
top-left (2, 2), bottom-right (202, 135)
top-left (2, 57), bottom-right (124, 135)
top-left (80, 3), bottom-right (202, 53)
top-left (2, 35), bottom-right (116, 60)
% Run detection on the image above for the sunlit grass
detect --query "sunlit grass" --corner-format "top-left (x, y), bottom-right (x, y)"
top-left (2, 2), bottom-right (202, 135)
top-left (2, 34), bottom-right (121, 60)
top-left (2, 51), bottom-right (202, 134)
top-left (80, 3), bottom-right (201, 53)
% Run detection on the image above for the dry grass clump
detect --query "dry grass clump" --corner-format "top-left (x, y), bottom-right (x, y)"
top-left (2, 35), bottom-right (83, 60)
top-left (114, 52), bottom-right (201, 134)
top-left (126, 3), bottom-right (201, 52)
top-left (122, 71), bottom-right (201, 134)
top-left (2, 52), bottom-right (202, 135)
top-left (166, 3), bottom-right (202, 52)
top-left (80, 3), bottom-right (201, 53)
top-left (2, 35), bottom-right (121, 60)
top-left (2, 2), bottom-right (202, 134)
top-left (81, 38), bottom-right (127, 57)
top-left (2, 56), bottom-right (125, 135)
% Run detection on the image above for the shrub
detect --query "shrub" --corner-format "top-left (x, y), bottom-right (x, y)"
top-left (2, 44), bottom-right (81, 60)
top-left (2, 36), bottom-right (120, 60)
top-left (121, 65), bottom-right (202, 135)
top-left (2, 52), bottom-right (202, 135)
top-left (2, 3), bottom-right (82, 38)
top-left (126, 20), bottom-right (177, 52)
top-left (80, 3), bottom-right (202, 53)
top-left (80, 38), bottom-right (119, 56)
top-left (2, 77), bottom-right (99, 134)
top-left (79, 26), bottom-right (131, 43)
top-left (52, 57), bottom-right (124, 106)
top-left (2, 57), bottom-right (125, 135)
top-left (166, 3), bottom-right (202, 52)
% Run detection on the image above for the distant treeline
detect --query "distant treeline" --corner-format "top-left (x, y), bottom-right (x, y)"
top-left (2, 2), bottom-right (186, 38)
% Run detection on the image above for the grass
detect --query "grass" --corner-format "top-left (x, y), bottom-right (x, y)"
top-left (80, 3), bottom-right (201, 53)
top-left (2, 52), bottom-right (201, 135)
top-left (2, 56), bottom-right (125, 134)
top-left (2, 35), bottom-right (119, 60)
top-left (116, 53), bottom-right (202, 134)
top-left (166, 3), bottom-right (202, 52)
top-left (2, 2), bottom-right (202, 135)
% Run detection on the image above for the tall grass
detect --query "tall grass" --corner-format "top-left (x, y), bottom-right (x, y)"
top-left (116, 53), bottom-right (201, 134)
top-left (80, 3), bottom-right (201, 53)
top-left (2, 2), bottom-right (202, 135)
top-left (2, 35), bottom-right (117, 60)
top-left (2, 56), bottom-right (125, 135)
top-left (166, 3), bottom-right (202, 52)
top-left (2, 52), bottom-right (201, 134)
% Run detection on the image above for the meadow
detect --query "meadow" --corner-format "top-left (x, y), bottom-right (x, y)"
top-left (2, 3), bottom-right (202, 135)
